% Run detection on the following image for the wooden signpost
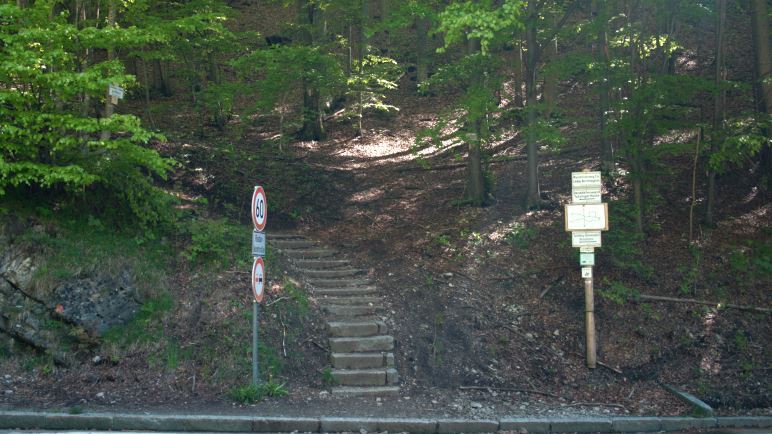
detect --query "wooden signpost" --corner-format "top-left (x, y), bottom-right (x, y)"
top-left (565, 171), bottom-right (607, 369)
top-left (250, 185), bottom-right (267, 386)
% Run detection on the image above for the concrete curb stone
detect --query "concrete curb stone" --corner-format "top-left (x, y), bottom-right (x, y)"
top-left (611, 416), bottom-right (661, 432)
top-left (717, 416), bottom-right (772, 428)
top-left (549, 417), bottom-right (612, 433)
top-left (376, 418), bottom-right (437, 433)
top-left (1, 410), bottom-right (772, 433)
top-left (254, 416), bottom-right (320, 432)
top-left (42, 413), bottom-right (114, 430)
top-left (499, 417), bottom-right (551, 433)
top-left (320, 416), bottom-right (379, 432)
top-left (659, 416), bottom-right (717, 431)
top-left (436, 418), bottom-right (498, 433)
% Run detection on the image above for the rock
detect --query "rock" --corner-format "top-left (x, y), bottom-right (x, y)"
top-left (553, 329), bottom-right (560, 336)
top-left (92, 355), bottom-right (103, 365)
top-left (443, 272), bottom-right (453, 278)
top-left (96, 392), bottom-right (105, 399)
top-left (525, 333), bottom-right (535, 341)
top-left (471, 402), bottom-right (483, 409)
top-left (4, 390), bottom-right (13, 396)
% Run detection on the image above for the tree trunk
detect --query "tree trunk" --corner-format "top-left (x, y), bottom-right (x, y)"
top-left (100, 0), bottom-right (116, 141)
top-left (524, 0), bottom-right (540, 209)
top-left (595, 0), bottom-right (614, 174)
top-left (749, 0), bottom-right (771, 183)
top-left (153, 60), bottom-right (172, 97)
top-left (355, 0), bottom-right (369, 137)
top-left (298, 0), bottom-right (325, 141)
top-left (467, 135), bottom-right (485, 207)
top-left (512, 38), bottom-right (524, 107)
top-left (542, 36), bottom-right (557, 118)
top-left (706, 0), bottom-right (726, 227)
top-left (416, 17), bottom-right (430, 89)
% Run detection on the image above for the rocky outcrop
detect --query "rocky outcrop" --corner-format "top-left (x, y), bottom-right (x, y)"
top-left (0, 218), bottom-right (141, 363)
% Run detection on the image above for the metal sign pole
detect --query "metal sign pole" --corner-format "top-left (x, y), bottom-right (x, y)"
top-left (252, 301), bottom-right (259, 386)
top-left (584, 272), bottom-right (597, 369)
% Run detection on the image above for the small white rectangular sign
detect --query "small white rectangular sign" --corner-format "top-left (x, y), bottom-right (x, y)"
top-left (572, 231), bottom-right (602, 247)
top-left (108, 84), bottom-right (125, 99)
top-left (580, 252), bottom-right (595, 266)
top-left (572, 189), bottom-right (602, 204)
top-left (571, 171), bottom-right (601, 189)
top-left (582, 267), bottom-right (593, 279)
top-left (579, 246), bottom-right (595, 253)
top-left (252, 230), bottom-right (266, 257)
top-left (565, 203), bottom-right (609, 231)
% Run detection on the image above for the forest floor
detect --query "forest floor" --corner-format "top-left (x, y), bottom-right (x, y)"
top-left (1, 1), bottom-right (770, 420)
top-left (2, 73), bottom-right (769, 419)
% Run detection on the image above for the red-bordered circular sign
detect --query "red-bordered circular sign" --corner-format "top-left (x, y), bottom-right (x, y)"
top-left (251, 186), bottom-right (267, 232)
top-left (252, 257), bottom-right (265, 303)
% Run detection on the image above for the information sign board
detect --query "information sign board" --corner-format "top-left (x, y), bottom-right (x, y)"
top-left (565, 203), bottom-right (609, 231)
top-left (571, 171), bottom-right (601, 188)
top-left (252, 231), bottom-right (266, 257)
top-left (581, 267), bottom-right (593, 279)
top-left (572, 189), bottom-right (602, 204)
top-left (572, 231), bottom-right (602, 247)
top-left (108, 84), bottom-right (125, 99)
top-left (580, 252), bottom-right (595, 266)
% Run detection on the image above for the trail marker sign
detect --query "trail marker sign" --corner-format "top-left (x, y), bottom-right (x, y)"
top-left (252, 231), bottom-right (266, 257)
top-left (565, 204), bottom-right (609, 231)
top-left (251, 186), bottom-right (267, 232)
top-left (252, 257), bottom-right (265, 302)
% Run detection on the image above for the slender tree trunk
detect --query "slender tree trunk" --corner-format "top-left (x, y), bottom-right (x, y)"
top-left (749, 0), bottom-right (772, 183)
top-left (706, 0), bottom-right (726, 227)
top-left (416, 17), bottom-right (430, 89)
top-left (100, 0), bottom-right (116, 141)
top-left (298, 0), bottom-right (324, 140)
top-left (524, 0), bottom-right (540, 209)
top-left (542, 36), bottom-right (558, 118)
top-left (595, 0), bottom-right (613, 174)
top-left (513, 38), bottom-right (524, 107)
top-left (467, 130), bottom-right (485, 207)
top-left (355, 0), bottom-right (369, 137)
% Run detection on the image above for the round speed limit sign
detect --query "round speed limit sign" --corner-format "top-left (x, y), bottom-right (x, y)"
top-left (252, 257), bottom-right (265, 302)
top-left (251, 186), bottom-right (267, 232)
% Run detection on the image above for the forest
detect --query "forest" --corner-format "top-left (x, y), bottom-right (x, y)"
top-left (0, 0), bottom-right (770, 417)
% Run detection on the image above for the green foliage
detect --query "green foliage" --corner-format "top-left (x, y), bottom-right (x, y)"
top-left (598, 279), bottom-right (639, 305)
top-left (102, 294), bottom-right (173, 347)
top-left (436, 0), bottom-right (525, 54)
top-left (0, 3), bottom-right (174, 228)
top-left (183, 217), bottom-right (249, 269)
top-left (17, 212), bottom-right (172, 299)
top-left (505, 222), bottom-right (536, 250)
top-left (604, 200), bottom-right (652, 277)
top-left (347, 54), bottom-right (401, 116)
top-left (228, 384), bottom-right (263, 404)
top-left (728, 231), bottom-right (772, 283)
top-left (321, 367), bottom-right (336, 386)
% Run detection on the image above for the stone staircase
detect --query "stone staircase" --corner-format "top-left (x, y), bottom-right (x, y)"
top-left (269, 233), bottom-right (399, 397)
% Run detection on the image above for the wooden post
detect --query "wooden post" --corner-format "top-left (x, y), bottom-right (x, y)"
top-left (584, 273), bottom-right (597, 368)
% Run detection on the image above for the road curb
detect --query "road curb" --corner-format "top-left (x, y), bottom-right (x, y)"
top-left (0, 410), bottom-right (770, 432)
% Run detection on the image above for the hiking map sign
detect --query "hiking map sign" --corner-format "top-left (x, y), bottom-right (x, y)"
top-left (564, 171), bottom-right (607, 370)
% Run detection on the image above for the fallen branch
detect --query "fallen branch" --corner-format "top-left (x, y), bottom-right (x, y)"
top-left (636, 294), bottom-right (771, 313)
top-left (459, 385), bottom-right (560, 399)
top-left (265, 296), bottom-right (290, 307)
top-left (571, 352), bottom-right (623, 374)
top-left (566, 402), bottom-right (627, 410)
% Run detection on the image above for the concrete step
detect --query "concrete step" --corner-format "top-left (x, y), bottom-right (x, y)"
top-left (280, 249), bottom-right (338, 259)
top-left (331, 352), bottom-right (394, 369)
top-left (322, 305), bottom-right (378, 317)
top-left (327, 320), bottom-right (388, 337)
top-left (331, 386), bottom-right (400, 397)
top-left (302, 269), bottom-right (366, 278)
top-left (269, 233), bottom-right (304, 240)
top-left (314, 286), bottom-right (378, 296)
top-left (331, 368), bottom-right (399, 386)
top-left (270, 239), bottom-right (317, 249)
top-left (293, 259), bottom-right (351, 269)
top-left (317, 296), bottom-right (382, 306)
top-left (308, 278), bottom-right (371, 288)
top-left (330, 335), bottom-right (394, 353)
